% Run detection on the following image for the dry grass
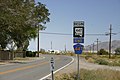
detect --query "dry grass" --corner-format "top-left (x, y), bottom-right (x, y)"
top-left (85, 55), bottom-right (120, 66)
top-left (55, 69), bottom-right (120, 80)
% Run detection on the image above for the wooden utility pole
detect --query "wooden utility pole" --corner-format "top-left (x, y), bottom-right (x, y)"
top-left (109, 24), bottom-right (112, 59)
top-left (89, 45), bottom-right (91, 53)
top-left (97, 39), bottom-right (98, 53)
top-left (95, 38), bottom-right (101, 54)
top-left (37, 26), bottom-right (40, 57)
top-left (105, 24), bottom-right (116, 58)
top-left (51, 41), bottom-right (52, 50)
top-left (92, 43), bottom-right (94, 53)
top-left (65, 44), bottom-right (66, 52)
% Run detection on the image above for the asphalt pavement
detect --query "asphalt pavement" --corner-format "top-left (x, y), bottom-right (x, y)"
top-left (0, 55), bottom-right (73, 80)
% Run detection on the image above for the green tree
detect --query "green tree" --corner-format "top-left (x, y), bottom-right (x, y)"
top-left (0, 0), bottom-right (50, 51)
top-left (98, 49), bottom-right (108, 55)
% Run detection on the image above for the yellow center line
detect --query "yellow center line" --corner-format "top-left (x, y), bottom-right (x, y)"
top-left (0, 57), bottom-right (60, 75)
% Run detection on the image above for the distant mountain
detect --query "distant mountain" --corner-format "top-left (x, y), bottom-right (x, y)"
top-left (85, 40), bottom-right (120, 52)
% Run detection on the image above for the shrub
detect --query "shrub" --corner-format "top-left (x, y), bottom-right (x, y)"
top-left (109, 60), bottom-right (120, 66)
top-left (87, 58), bottom-right (95, 63)
top-left (26, 51), bottom-right (36, 57)
top-left (95, 59), bottom-right (109, 65)
top-left (97, 49), bottom-right (108, 55)
top-left (85, 55), bottom-right (92, 60)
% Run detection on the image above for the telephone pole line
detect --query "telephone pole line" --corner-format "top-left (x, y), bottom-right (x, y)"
top-left (109, 24), bottom-right (112, 59)
top-left (95, 38), bottom-right (101, 54)
top-left (105, 24), bottom-right (112, 58)
top-left (37, 26), bottom-right (40, 57)
top-left (92, 43), bottom-right (95, 53)
top-left (65, 44), bottom-right (66, 52)
top-left (51, 41), bottom-right (52, 50)
top-left (89, 45), bottom-right (92, 53)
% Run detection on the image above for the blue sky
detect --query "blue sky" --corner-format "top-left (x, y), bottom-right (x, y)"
top-left (28, 0), bottom-right (120, 51)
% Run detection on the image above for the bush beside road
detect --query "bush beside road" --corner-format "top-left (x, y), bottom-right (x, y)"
top-left (84, 55), bottom-right (120, 67)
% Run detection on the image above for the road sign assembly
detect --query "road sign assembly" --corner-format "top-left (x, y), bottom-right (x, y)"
top-left (73, 43), bottom-right (83, 54)
top-left (73, 21), bottom-right (84, 43)
top-left (73, 21), bottom-right (85, 80)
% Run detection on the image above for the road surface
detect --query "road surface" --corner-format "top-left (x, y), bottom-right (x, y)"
top-left (0, 55), bottom-right (73, 80)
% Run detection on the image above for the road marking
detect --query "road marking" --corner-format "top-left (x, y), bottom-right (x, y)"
top-left (0, 61), bottom-right (48, 75)
top-left (38, 57), bottom-right (74, 80)
top-left (0, 56), bottom-right (45, 67)
top-left (0, 57), bottom-right (60, 75)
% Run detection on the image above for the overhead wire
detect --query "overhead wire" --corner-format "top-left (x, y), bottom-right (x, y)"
top-left (40, 32), bottom-right (106, 36)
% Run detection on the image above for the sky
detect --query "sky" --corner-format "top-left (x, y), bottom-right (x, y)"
top-left (28, 0), bottom-right (120, 51)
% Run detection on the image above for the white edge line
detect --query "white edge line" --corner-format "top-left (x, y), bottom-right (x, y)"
top-left (38, 57), bottom-right (74, 80)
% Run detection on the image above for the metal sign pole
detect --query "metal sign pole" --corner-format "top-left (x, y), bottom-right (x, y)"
top-left (77, 54), bottom-right (80, 80)
top-left (51, 70), bottom-right (54, 80)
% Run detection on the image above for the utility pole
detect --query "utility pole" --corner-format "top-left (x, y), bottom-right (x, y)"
top-left (65, 44), bottom-right (66, 52)
top-left (51, 41), bottom-right (52, 50)
top-left (97, 39), bottom-right (98, 54)
top-left (95, 38), bottom-right (101, 54)
top-left (109, 24), bottom-right (112, 59)
top-left (37, 25), bottom-right (39, 57)
top-left (89, 45), bottom-right (91, 53)
top-left (92, 43), bottom-right (94, 53)
top-left (105, 24), bottom-right (116, 58)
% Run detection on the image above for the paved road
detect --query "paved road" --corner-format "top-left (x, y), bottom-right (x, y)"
top-left (0, 55), bottom-right (73, 80)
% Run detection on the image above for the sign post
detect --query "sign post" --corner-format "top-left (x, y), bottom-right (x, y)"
top-left (73, 21), bottom-right (84, 80)
top-left (50, 57), bottom-right (54, 80)
top-left (77, 54), bottom-right (80, 80)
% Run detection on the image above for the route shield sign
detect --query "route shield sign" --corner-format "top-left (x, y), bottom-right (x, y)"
top-left (73, 43), bottom-right (83, 54)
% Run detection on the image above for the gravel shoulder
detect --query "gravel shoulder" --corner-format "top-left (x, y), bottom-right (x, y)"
top-left (55, 56), bottom-right (120, 75)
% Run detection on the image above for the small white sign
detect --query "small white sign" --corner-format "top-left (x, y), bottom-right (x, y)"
top-left (50, 57), bottom-right (54, 71)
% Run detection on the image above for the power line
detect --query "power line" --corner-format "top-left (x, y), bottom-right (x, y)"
top-left (40, 32), bottom-right (106, 36)
top-left (40, 32), bottom-right (72, 35)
